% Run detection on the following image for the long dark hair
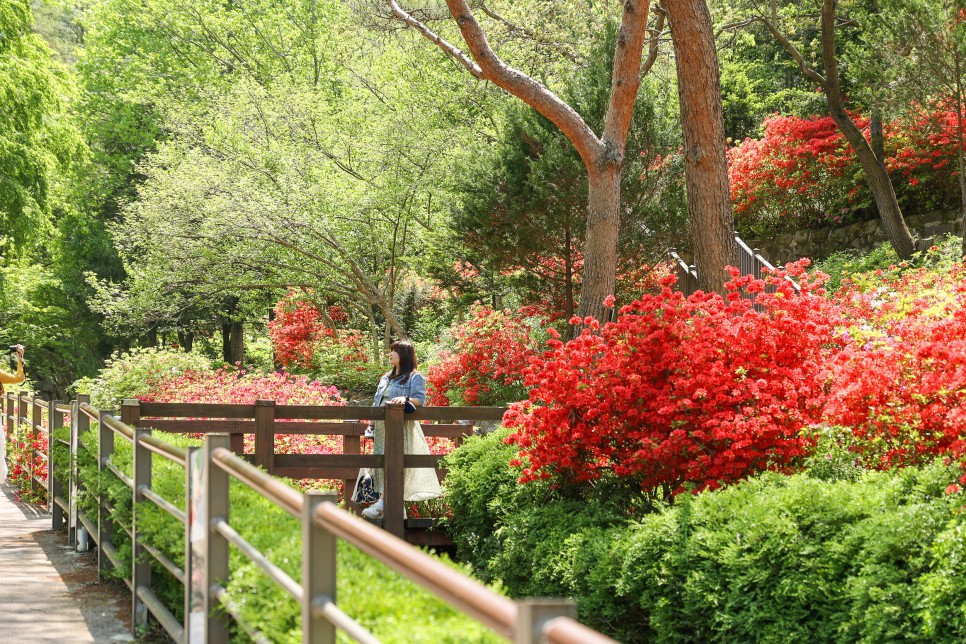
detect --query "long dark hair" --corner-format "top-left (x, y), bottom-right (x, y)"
top-left (388, 339), bottom-right (417, 382)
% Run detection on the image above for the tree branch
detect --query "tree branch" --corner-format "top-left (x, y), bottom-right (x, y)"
top-left (603, 0), bottom-right (652, 152)
top-left (477, 1), bottom-right (583, 64)
top-left (386, 0), bottom-right (485, 78)
top-left (437, 0), bottom-right (605, 169)
top-left (753, 15), bottom-right (828, 89)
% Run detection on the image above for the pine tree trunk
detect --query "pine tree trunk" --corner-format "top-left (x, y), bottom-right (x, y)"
top-left (955, 52), bottom-right (966, 258)
top-left (827, 103), bottom-right (915, 259)
top-left (666, 0), bottom-right (738, 293)
top-left (578, 163), bottom-right (621, 322)
top-left (820, 0), bottom-right (914, 259)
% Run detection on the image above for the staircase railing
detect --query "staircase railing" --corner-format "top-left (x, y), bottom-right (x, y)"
top-left (668, 236), bottom-right (801, 305)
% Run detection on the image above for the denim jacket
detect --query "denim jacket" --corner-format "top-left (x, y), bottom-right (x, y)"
top-left (373, 371), bottom-right (427, 407)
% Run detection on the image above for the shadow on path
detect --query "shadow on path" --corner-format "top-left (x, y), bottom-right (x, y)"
top-left (0, 481), bottom-right (135, 642)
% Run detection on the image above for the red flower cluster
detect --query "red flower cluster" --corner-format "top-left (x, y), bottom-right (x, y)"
top-left (427, 305), bottom-right (541, 406)
top-left (504, 261), bottom-right (840, 493)
top-left (728, 107), bottom-right (966, 234)
top-left (268, 291), bottom-right (363, 369)
top-left (825, 264), bottom-right (966, 475)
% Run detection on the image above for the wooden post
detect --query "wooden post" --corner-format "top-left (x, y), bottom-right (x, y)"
top-left (384, 404), bottom-right (405, 538)
top-left (97, 409), bottom-right (115, 580)
top-left (254, 400), bottom-right (275, 474)
top-left (49, 399), bottom-right (65, 529)
top-left (132, 427), bottom-right (152, 631)
top-left (204, 434), bottom-right (231, 644)
top-left (31, 394), bottom-right (41, 500)
top-left (302, 492), bottom-right (337, 644)
top-left (342, 424), bottom-right (361, 514)
top-left (121, 399), bottom-right (140, 428)
top-left (70, 394), bottom-right (91, 547)
top-left (2, 393), bottom-right (10, 494)
top-left (229, 431), bottom-right (245, 456)
top-left (185, 446), bottom-right (202, 643)
top-left (3, 392), bottom-right (12, 440)
top-left (513, 599), bottom-right (577, 644)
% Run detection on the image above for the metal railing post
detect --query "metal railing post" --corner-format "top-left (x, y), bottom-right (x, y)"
top-left (384, 404), bottom-right (406, 538)
top-left (303, 492), bottom-right (337, 644)
top-left (513, 599), bottom-right (577, 644)
top-left (185, 446), bottom-right (203, 643)
top-left (132, 425), bottom-right (152, 631)
top-left (70, 394), bottom-right (91, 547)
top-left (204, 434), bottom-right (231, 644)
top-left (97, 408), bottom-right (116, 580)
top-left (49, 398), bottom-right (65, 529)
top-left (254, 400), bottom-right (276, 474)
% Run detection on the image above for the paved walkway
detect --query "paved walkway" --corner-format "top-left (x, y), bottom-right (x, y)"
top-left (0, 481), bottom-right (133, 642)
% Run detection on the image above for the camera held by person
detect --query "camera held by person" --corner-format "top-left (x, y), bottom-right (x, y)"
top-left (0, 344), bottom-right (25, 395)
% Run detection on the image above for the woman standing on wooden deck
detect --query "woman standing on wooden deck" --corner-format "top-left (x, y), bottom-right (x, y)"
top-left (362, 340), bottom-right (441, 519)
top-left (0, 344), bottom-right (25, 482)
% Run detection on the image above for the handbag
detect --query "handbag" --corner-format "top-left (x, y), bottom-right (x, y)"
top-left (351, 468), bottom-right (379, 504)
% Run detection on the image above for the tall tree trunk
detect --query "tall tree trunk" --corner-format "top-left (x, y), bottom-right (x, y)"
top-left (956, 51), bottom-right (966, 258)
top-left (821, 0), bottom-right (914, 259)
top-left (391, 0), bottom-right (653, 321)
top-left (564, 224), bottom-right (575, 322)
top-left (666, 0), bottom-right (738, 292)
top-left (221, 323), bottom-right (231, 363)
top-left (221, 322), bottom-right (245, 364)
top-left (177, 330), bottom-right (194, 352)
top-left (827, 101), bottom-right (914, 258)
top-left (870, 110), bottom-right (885, 163)
top-left (580, 164), bottom-right (621, 321)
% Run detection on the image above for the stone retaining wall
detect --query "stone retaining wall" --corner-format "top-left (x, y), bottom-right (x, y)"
top-left (748, 210), bottom-right (963, 265)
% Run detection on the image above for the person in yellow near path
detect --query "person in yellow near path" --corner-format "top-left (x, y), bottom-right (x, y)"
top-left (0, 344), bottom-right (25, 482)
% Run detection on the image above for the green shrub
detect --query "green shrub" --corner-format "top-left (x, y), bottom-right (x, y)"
top-left (816, 233), bottom-right (961, 293)
top-left (443, 432), bottom-right (966, 643)
top-left (71, 346), bottom-right (212, 409)
top-left (76, 429), bottom-right (504, 642)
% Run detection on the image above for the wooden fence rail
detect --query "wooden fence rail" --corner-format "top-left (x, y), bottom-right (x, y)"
top-left (2, 391), bottom-right (616, 644)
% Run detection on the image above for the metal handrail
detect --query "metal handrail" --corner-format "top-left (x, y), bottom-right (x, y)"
top-left (139, 433), bottom-right (186, 466)
top-left (211, 446), bottom-right (302, 516)
top-left (313, 499), bottom-right (517, 635)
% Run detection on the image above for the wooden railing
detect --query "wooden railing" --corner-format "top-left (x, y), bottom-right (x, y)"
top-left (121, 398), bottom-right (501, 540)
top-left (2, 391), bottom-right (617, 643)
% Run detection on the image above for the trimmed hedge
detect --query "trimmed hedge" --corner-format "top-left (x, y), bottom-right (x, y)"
top-left (444, 430), bottom-right (966, 643)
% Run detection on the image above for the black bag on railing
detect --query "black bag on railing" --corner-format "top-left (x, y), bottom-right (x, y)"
top-left (351, 468), bottom-right (379, 504)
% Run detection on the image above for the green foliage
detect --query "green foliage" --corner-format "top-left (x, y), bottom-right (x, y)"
top-left (442, 428), bottom-right (646, 590)
top-left (71, 346), bottom-right (212, 409)
top-left (802, 425), bottom-right (867, 483)
top-left (0, 262), bottom-right (103, 393)
top-left (0, 0), bottom-right (86, 251)
top-left (444, 429), bottom-right (966, 643)
top-left (75, 431), bottom-right (506, 642)
top-left (312, 356), bottom-right (386, 404)
top-left (816, 234), bottom-right (962, 292)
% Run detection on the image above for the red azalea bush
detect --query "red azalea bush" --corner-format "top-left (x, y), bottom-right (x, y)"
top-left (729, 107), bottom-right (965, 235)
top-left (268, 291), bottom-right (356, 370)
top-left (825, 262), bottom-right (966, 479)
top-left (728, 114), bottom-right (867, 234)
top-left (427, 305), bottom-right (543, 406)
top-left (140, 367), bottom-right (346, 462)
top-left (503, 261), bottom-right (842, 496)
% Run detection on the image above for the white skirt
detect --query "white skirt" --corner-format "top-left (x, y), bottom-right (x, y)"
top-left (371, 420), bottom-right (442, 502)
